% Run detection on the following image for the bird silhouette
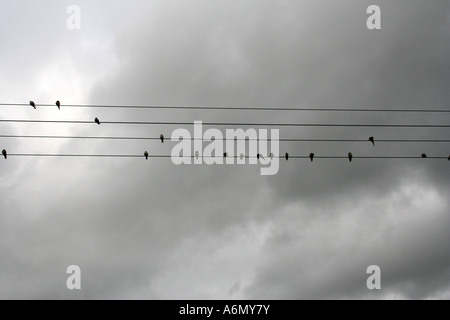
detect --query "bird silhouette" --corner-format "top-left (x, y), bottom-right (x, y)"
top-left (421, 153), bottom-right (427, 158)
top-left (348, 152), bottom-right (353, 162)
top-left (285, 152), bottom-right (289, 161)
top-left (30, 101), bottom-right (36, 109)
top-left (2, 149), bottom-right (6, 159)
top-left (240, 153), bottom-right (244, 160)
top-left (160, 134), bottom-right (164, 143)
top-left (369, 137), bottom-right (375, 146)
top-left (448, 155), bottom-right (450, 161)
top-left (257, 153), bottom-right (260, 160)
top-left (223, 152), bottom-right (228, 158)
top-left (94, 117), bottom-right (101, 125)
top-left (309, 153), bottom-right (315, 162)
top-left (269, 152), bottom-right (274, 160)
top-left (195, 151), bottom-right (199, 160)
top-left (56, 100), bottom-right (60, 110)
top-left (144, 151), bottom-right (149, 160)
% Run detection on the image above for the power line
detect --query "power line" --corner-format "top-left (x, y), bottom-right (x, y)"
top-left (1, 119), bottom-right (449, 128)
top-left (0, 135), bottom-right (449, 143)
top-left (0, 102), bottom-right (449, 113)
top-left (3, 154), bottom-right (448, 159)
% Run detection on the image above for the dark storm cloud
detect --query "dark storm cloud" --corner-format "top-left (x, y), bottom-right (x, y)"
top-left (0, 0), bottom-right (448, 299)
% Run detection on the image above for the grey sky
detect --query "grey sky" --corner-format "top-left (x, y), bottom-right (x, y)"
top-left (0, 0), bottom-right (449, 299)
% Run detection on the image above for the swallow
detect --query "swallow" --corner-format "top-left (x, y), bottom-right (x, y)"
top-left (421, 153), bottom-right (427, 158)
top-left (30, 101), bottom-right (36, 109)
top-left (2, 149), bottom-right (6, 159)
top-left (144, 151), bottom-right (149, 160)
top-left (369, 136), bottom-right (375, 146)
top-left (94, 117), bottom-right (101, 125)
top-left (269, 152), bottom-right (274, 160)
top-left (160, 134), bottom-right (164, 143)
top-left (223, 152), bottom-right (228, 158)
top-left (309, 153), bottom-right (314, 162)
top-left (285, 152), bottom-right (289, 161)
top-left (56, 100), bottom-right (61, 110)
top-left (448, 155), bottom-right (450, 161)
top-left (348, 152), bottom-right (353, 162)
top-left (195, 151), bottom-right (199, 160)
top-left (257, 153), bottom-right (260, 160)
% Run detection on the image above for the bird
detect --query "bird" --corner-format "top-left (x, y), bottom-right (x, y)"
top-left (240, 153), bottom-right (244, 160)
top-left (448, 155), bottom-right (450, 161)
top-left (56, 100), bottom-right (61, 110)
top-left (2, 149), bottom-right (6, 159)
top-left (144, 151), bottom-right (149, 160)
top-left (369, 136), bottom-right (375, 146)
top-left (309, 153), bottom-right (315, 162)
top-left (160, 134), bottom-right (164, 143)
top-left (30, 101), bottom-right (36, 109)
top-left (421, 153), bottom-right (427, 158)
top-left (223, 152), bottom-right (228, 158)
top-left (94, 117), bottom-right (101, 125)
top-left (348, 152), bottom-right (353, 162)
top-left (257, 153), bottom-right (260, 160)
top-left (269, 152), bottom-right (274, 160)
top-left (285, 152), bottom-right (289, 161)
top-left (195, 151), bottom-right (199, 160)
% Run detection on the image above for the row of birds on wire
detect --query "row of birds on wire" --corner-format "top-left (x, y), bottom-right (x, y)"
top-left (1, 101), bottom-right (448, 161)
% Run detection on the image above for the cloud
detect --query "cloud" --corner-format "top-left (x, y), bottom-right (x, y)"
top-left (0, 0), bottom-right (448, 299)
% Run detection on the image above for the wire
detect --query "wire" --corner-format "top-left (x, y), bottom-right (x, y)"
top-left (1, 119), bottom-right (449, 128)
top-left (0, 102), bottom-right (449, 113)
top-left (3, 154), bottom-right (448, 159)
top-left (0, 135), bottom-right (449, 143)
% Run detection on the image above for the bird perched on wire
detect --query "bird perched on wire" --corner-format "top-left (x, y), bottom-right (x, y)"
top-left (240, 153), bottom-right (244, 160)
top-left (144, 151), bottom-right (149, 160)
top-left (195, 151), bottom-right (199, 160)
top-left (269, 152), bottom-right (274, 160)
top-left (94, 117), bottom-right (101, 125)
top-left (348, 152), bottom-right (353, 162)
top-left (160, 134), bottom-right (165, 143)
top-left (30, 101), bottom-right (36, 109)
top-left (2, 149), bottom-right (7, 159)
top-left (223, 152), bottom-right (228, 158)
top-left (56, 100), bottom-right (61, 110)
top-left (257, 153), bottom-right (260, 160)
top-left (309, 153), bottom-right (315, 162)
top-left (369, 137), bottom-right (375, 146)
top-left (448, 155), bottom-right (450, 161)
top-left (285, 152), bottom-right (289, 161)
top-left (421, 153), bottom-right (427, 158)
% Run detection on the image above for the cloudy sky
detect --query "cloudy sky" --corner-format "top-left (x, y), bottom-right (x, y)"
top-left (0, 0), bottom-right (449, 299)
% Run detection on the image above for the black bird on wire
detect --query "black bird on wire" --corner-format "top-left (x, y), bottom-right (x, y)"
top-left (30, 101), bottom-right (36, 109)
top-left (309, 153), bottom-right (315, 162)
top-left (2, 149), bottom-right (6, 159)
top-left (421, 153), bottom-right (427, 158)
top-left (257, 153), bottom-right (260, 160)
top-left (285, 152), bottom-right (289, 161)
top-left (94, 117), bottom-right (101, 125)
top-left (369, 136), bottom-right (375, 146)
top-left (56, 100), bottom-right (61, 110)
top-left (348, 152), bottom-right (353, 162)
top-left (223, 152), bottom-right (227, 158)
top-left (144, 151), bottom-right (149, 160)
top-left (160, 134), bottom-right (164, 143)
